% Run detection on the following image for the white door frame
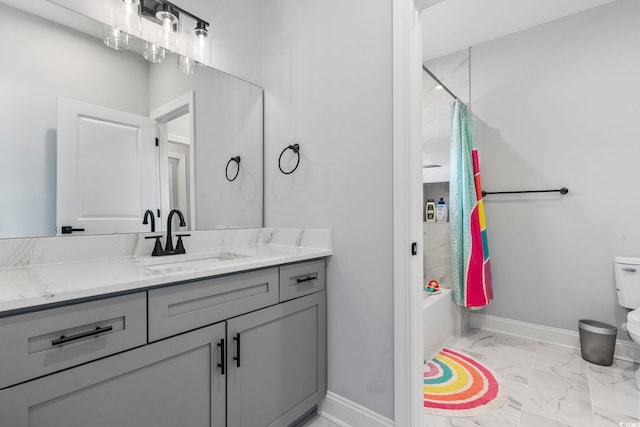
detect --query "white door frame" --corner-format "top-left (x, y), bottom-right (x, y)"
top-left (167, 148), bottom-right (189, 219)
top-left (150, 92), bottom-right (196, 230)
top-left (392, 0), bottom-right (424, 426)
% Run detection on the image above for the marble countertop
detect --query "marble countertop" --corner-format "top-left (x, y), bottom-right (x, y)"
top-left (0, 243), bottom-right (332, 314)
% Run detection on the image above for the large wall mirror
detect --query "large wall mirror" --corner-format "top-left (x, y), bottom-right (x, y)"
top-left (0, 0), bottom-right (263, 239)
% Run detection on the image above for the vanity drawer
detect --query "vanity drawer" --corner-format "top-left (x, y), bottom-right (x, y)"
top-left (148, 267), bottom-right (279, 342)
top-left (0, 292), bottom-right (146, 390)
top-left (279, 259), bottom-right (326, 302)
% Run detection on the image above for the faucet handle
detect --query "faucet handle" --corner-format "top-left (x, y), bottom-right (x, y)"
top-left (145, 235), bottom-right (164, 257)
top-left (175, 234), bottom-right (191, 254)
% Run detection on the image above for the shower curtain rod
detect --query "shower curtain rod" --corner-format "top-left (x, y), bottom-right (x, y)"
top-left (422, 65), bottom-right (460, 101)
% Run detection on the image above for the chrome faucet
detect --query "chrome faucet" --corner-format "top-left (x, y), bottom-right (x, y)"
top-left (144, 209), bottom-right (190, 256)
top-left (143, 209), bottom-right (155, 232)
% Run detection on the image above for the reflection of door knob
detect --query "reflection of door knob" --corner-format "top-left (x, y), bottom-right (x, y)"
top-left (61, 226), bottom-right (85, 234)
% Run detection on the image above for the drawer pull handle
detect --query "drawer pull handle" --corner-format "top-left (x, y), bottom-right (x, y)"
top-left (296, 275), bottom-right (317, 284)
top-left (233, 333), bottom-right (241, 368)
top-left (51, 325), bottom-right (113, 346)
top-left (217, 339), bottom-right (226, 375)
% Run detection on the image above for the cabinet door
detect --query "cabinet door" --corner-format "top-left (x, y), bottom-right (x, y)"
top-left (227, 292), bottom-right (326, 427)
top-left (0, 322), bottom-right (226, 427)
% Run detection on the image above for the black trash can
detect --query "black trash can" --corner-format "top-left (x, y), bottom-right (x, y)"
top-left (578, 319), bottom-right (617, 366)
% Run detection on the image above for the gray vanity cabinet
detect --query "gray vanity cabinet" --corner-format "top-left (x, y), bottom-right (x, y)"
top-left (0, 259), bottom-right (327, 427)
top-left (226, 291), bottom-right (326, 427)
top-left (0, 322), bottom-right (227, 427)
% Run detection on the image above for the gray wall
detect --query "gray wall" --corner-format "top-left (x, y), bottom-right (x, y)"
top-left (471, 0), bottom-right (640, 338)
top-left (0, 3), bottom-right (149, 238)
top-left (263, 0), bottom-right (394, 419)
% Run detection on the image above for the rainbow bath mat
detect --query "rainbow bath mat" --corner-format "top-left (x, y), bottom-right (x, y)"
top-left (423, 348), bottom-right (505, 416)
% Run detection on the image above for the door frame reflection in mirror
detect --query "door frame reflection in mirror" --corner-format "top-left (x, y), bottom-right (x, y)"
top-left (151, 91), bottom-right (196, 232)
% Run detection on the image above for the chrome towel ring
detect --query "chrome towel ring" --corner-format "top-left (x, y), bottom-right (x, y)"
top-left (278, 143), bottom-right (300, 175)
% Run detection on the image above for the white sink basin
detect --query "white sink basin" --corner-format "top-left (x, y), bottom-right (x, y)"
top-left (138, 251), bottom-right (249, 271)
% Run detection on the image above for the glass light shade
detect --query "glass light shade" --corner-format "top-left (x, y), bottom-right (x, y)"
top-left (156, 10), bottom-right (179, 26)
top-left (177, 55), bottom-right (196, 75)
top-left (114, 0), bottom-right (142, 38)
top-left (190, 30), bottom-right (211, 65)
top-left (158, 14), bottom-right (179, 52)
top-left (194, 28), bottom-right (208, 39)
top-left (193, 22), bottom-right (208, 39)
top-left (103, 25), bottom-right (129, 50)
top-left (143, 42), bottom-right (166, 63)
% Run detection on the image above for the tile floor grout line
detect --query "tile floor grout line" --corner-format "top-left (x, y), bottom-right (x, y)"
top-left (586, 363), bottom-right (596, 427)
top-left (483, 330), bottom-right (497, 358)
top-left (515, 339), bottom-right (540, 427)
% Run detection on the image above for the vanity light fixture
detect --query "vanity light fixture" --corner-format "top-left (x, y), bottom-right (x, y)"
top-left (140, 0), bottom-right (211, 64)
top-left (140, 0), bottom-right (210, 37)
top-left (103, 0), bottom-right (211, 72)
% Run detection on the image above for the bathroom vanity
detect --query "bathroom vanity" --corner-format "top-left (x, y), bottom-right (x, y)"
top-left (0, 229), bottom-right (330, 427)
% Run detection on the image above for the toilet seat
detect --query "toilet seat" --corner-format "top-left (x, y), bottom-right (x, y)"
top-left (628, 309), bottom-right (640, 326)
top-left (627, 310), bottom-right (640, 341)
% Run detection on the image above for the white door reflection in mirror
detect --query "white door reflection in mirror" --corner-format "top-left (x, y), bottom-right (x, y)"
top-left (56, 98), bottom-right (159, 236)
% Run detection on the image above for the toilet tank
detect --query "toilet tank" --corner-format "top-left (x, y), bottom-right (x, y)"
top-left (615, 256), bottom-right (640, 309)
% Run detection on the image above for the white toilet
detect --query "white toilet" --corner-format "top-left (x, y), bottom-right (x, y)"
top-left (614, 256), bottom-right (640, 388)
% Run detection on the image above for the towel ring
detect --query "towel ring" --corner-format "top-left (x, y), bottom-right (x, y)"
top-left (278, 144), bottom-right (300, 175)
top-left (225, 156), bottom-right (241, 182)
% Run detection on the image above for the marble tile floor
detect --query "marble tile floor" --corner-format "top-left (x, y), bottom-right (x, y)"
top-left (424, 329), bottom-right (640, 427)
top-left (301, 328), bottom-right (640, 427)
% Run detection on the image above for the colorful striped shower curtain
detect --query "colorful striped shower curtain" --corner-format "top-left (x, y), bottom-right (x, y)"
top-left (450, 100), bottom-right (493, 308)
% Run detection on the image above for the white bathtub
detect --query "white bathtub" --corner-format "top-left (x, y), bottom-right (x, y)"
top-left (423, 288), bottom-right (456, 361)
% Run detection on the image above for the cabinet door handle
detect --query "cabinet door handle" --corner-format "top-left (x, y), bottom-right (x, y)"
top-left (51, 325), bottom-right (113, 346)
top-left (296, 275), bottom-right (317, 284)
top-left (217, 339), bottom-right (225, 375)
top-left (233, 333), bottom-right (241, 367)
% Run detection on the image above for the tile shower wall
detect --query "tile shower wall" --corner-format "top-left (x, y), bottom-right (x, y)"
top-left (423, 222), bottom-right (450, 286)
top-left (422, 48), bottom-right (468, 288)
top-left (423, 183), bottom-right (451, 287)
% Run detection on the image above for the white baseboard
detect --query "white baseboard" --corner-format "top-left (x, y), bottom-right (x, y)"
top-left (470, 313), bottom-right (640, 364)
top-left (318, 391), bottom-right (394, 427)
